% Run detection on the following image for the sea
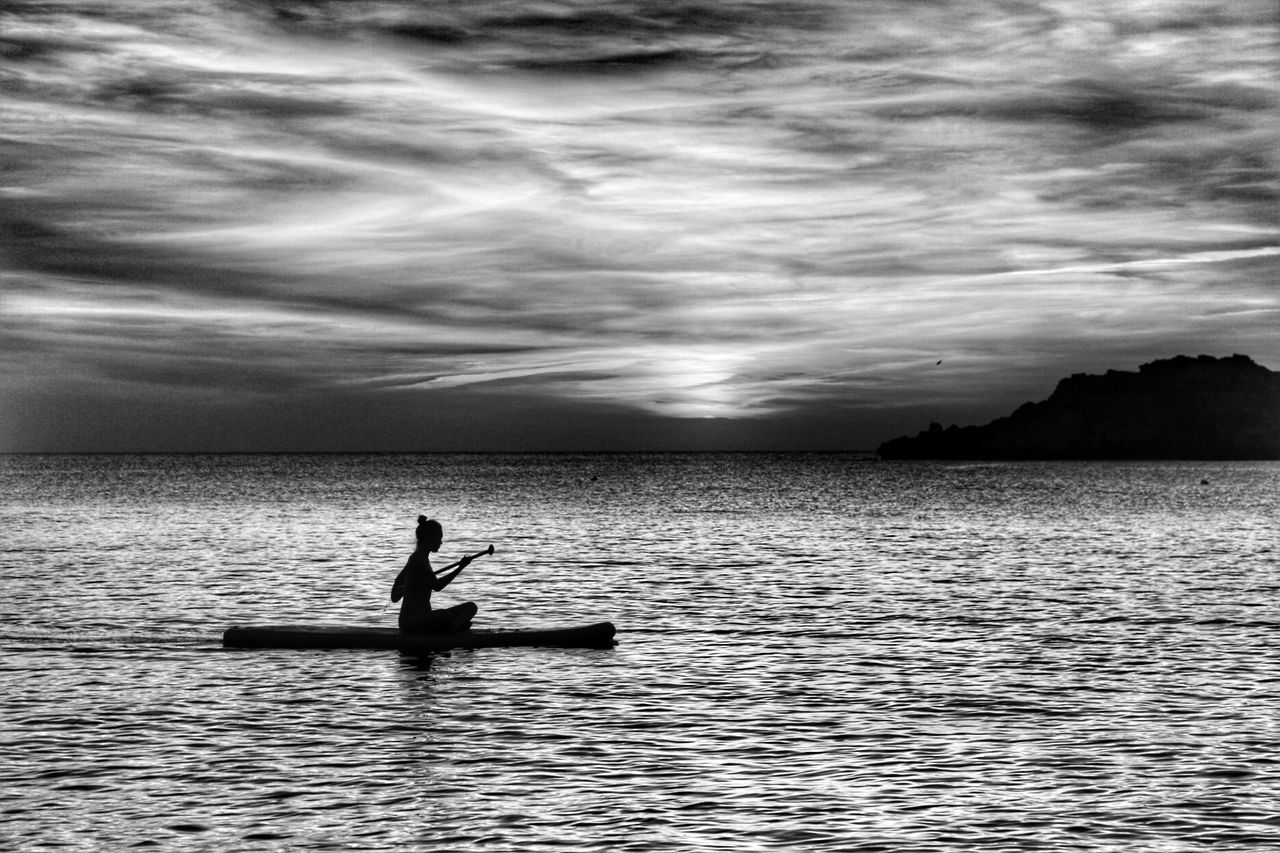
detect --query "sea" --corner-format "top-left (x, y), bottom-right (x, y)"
top-left (1, 453), bottom-right (1278, 851)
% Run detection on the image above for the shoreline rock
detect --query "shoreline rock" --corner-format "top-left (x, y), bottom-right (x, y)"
top-left (876, 354), bottom-right (1280, 460)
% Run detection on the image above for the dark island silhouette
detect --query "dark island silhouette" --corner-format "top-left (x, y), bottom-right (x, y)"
top-left (878, 354), bottom-right (1280, 460)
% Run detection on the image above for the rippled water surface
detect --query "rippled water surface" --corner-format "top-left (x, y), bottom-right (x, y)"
top-left (2, 454), bottom-right (1279, 851)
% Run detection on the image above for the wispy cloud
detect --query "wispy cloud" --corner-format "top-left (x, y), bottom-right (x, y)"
top-left (2, 0), bottom-right (1277, 449)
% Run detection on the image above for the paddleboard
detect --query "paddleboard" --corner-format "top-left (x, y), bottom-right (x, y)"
top-left (222, 621), bottom-right (617, 652)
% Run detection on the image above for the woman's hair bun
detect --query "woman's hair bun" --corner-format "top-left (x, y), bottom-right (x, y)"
top-left (417, 515), bottom-right (428, 525)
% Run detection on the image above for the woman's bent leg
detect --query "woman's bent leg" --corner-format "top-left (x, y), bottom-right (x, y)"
top-left (401, 603), bottom-right (476, 634)
top-left (447, 602), bottom-right (478, 632)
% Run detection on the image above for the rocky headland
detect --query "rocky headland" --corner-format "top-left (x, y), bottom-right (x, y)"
top-left (877, 354), bottom-right (1280, 460)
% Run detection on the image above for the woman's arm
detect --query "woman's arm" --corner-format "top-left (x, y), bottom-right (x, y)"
top-left (390, 555), bottom-right (414, 602)
top-left (431, 554), bottom-right (473, 591)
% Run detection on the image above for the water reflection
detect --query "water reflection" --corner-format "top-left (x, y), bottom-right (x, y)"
top-left (2, 454), bottom-right (1279, 850)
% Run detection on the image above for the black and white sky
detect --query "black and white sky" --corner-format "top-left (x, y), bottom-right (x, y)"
top-left (2, 0), bottom-right (1277, 451)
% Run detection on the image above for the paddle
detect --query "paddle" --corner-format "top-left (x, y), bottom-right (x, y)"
top-left (433, 544), bottom-right (495, 577)
top-left (388, 544), bottom-right (495, 606)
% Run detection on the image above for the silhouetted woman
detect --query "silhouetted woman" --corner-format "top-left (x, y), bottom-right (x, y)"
top-left (391, 516), bottom-right (478, 634)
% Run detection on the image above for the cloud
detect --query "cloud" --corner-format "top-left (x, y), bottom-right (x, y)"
top-left (2, 0), bottom-right (1278, 450)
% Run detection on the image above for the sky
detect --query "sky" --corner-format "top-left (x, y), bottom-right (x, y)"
top-left (2, 0), bottom-right (1278, 451)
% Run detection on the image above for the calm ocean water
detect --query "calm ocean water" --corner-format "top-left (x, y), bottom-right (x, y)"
top-left (2, 453), bottom-right (1278, 851)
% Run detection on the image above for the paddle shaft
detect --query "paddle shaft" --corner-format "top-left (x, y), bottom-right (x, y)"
top-left (433, 544), bottom-right (495, 577)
